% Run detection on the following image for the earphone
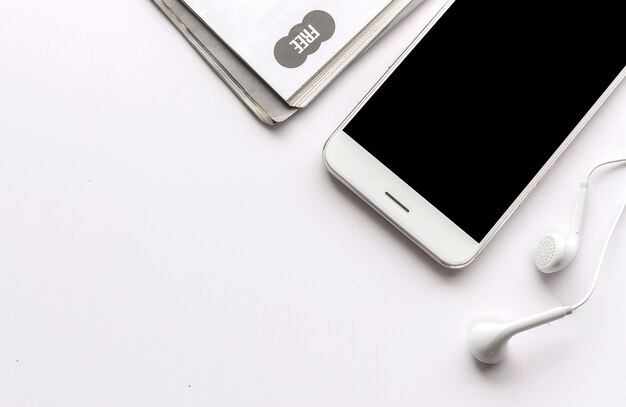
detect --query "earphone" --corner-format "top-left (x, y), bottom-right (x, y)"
top-left (534, 159), bottom-right (626, 273)
top-left (469, 159), bottom-right (626, 364)
top-left (534, 181), bottom-right (587, 273)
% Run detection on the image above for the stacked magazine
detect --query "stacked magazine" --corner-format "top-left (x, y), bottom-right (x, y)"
top-left (153, 0), bottom-right (425, 124)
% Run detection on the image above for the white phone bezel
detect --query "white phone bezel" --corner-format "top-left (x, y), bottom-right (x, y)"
top-left (323, 0), bottom-right (626, 268)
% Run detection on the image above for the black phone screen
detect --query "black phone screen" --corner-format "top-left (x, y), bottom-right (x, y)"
top-left (344, 0), bottom-right (626, 242)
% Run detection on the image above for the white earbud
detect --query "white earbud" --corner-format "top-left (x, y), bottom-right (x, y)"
top-left (468, 306), bottom-right (572, 364)
top-left (469, 159), bottom-right (626, 365)
top-left (535, 182), bottom-right (588, 273)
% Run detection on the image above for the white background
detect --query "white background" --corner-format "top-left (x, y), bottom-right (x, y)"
top-left (1, 0), bottom-right (626, 406)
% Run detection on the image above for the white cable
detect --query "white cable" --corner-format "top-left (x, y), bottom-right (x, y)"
top-left (585, 158), bottom-right (626, 182)
top-left (572, 195), bottom-right (626, 310)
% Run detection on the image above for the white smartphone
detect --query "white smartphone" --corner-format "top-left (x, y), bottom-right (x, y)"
top-left (324, 0), bottom-right (626, 268)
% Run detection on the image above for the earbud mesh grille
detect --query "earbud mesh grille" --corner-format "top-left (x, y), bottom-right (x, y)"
top-left (535, 235), bottom-right (556, 268)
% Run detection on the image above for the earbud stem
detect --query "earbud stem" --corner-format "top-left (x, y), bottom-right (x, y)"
top-left (500, 306), bottom-right (573, 338)
top-left (569, 182), bottom-right (588, 245)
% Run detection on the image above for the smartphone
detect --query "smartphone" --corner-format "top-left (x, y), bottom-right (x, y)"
top-left (323, 0), bottom-right (626, 268)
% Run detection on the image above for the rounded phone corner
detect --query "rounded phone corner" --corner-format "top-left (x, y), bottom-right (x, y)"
top-left (322, 130), bottom-right (344, 175)
top-left (418, 236), bottom-right (482, 270)
top-left (438, 250), bottom-right (481, 270)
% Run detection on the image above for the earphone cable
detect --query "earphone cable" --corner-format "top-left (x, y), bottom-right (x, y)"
top-left (572, 195), bottom-right (626, 310)
top-left (585, 159), bottom-right (626, 182)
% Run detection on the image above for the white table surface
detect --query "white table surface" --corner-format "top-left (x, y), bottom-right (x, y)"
top-left (2, 1), bottom-right (626, 405)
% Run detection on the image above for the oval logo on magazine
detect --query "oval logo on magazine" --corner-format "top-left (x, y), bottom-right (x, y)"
top-left (274, 10), bottom-right (336, 69)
